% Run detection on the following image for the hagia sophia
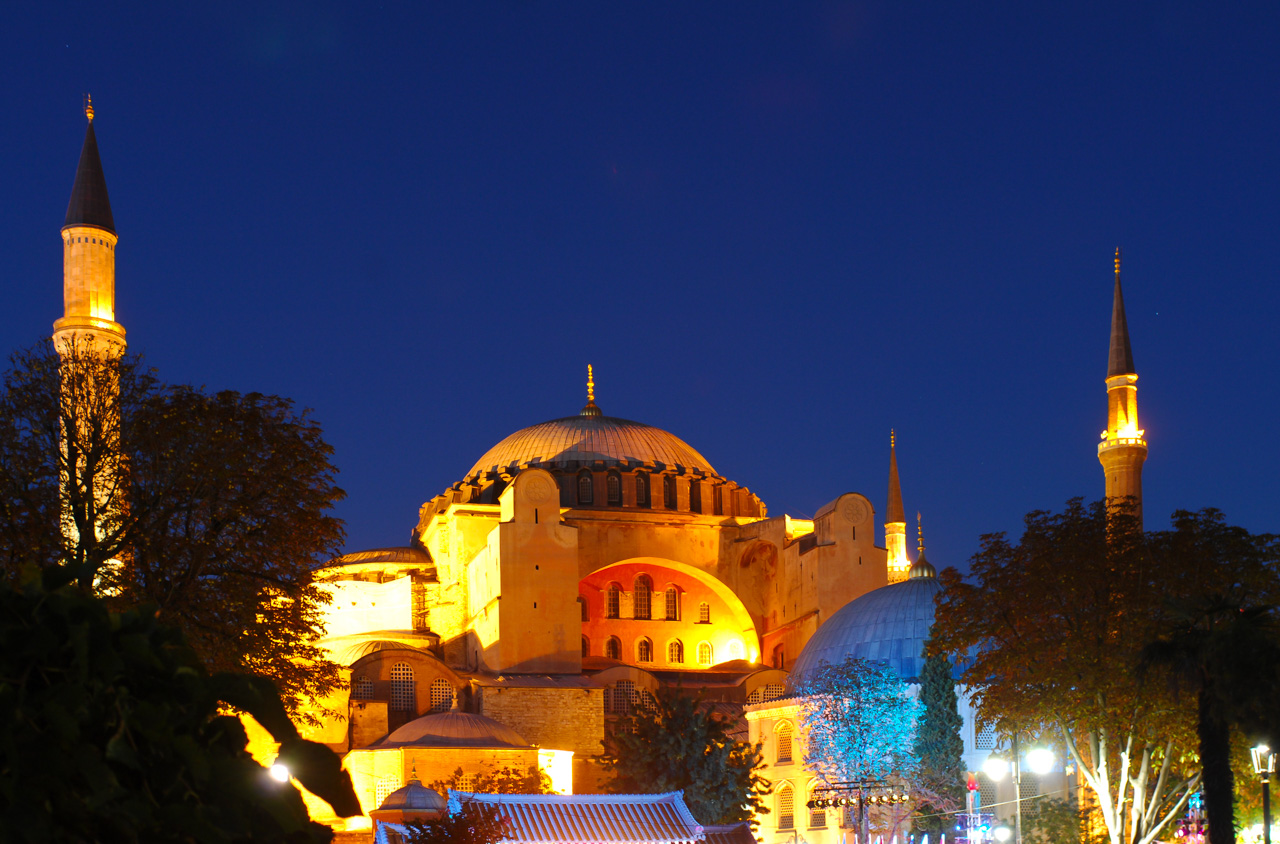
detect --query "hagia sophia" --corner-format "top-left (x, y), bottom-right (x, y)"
top-left (50, 106), bottom-right (1147, 841)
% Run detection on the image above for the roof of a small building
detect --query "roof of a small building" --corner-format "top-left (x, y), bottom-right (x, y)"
top-left (702, 823), bottom-right (757, 844)
top-left (378, 711), bottom-right (529, 749)
top-left (447, 790), bottom-right (706, 844)
top-left (377, 777), bottom-right (447, 812)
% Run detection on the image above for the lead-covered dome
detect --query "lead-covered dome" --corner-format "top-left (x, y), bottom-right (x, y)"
top-left (790, 565), bottom-right (943, 685)
top-left (466, 414), bottom-right (719, 480)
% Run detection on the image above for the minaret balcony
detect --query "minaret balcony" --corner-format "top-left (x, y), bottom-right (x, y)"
top-left (1098, 435), bottom-right (1147, 456)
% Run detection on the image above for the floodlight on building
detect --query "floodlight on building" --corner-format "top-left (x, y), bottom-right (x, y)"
top-left (983, 753), bottom-right (1009, 781)
top-left (993, 825), bottom-right (1013, 842)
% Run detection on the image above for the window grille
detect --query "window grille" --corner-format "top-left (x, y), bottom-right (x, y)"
top-left (697, 642), bottom-right (713, 666)
top-left (637, 638), bottom-right (653, 663)
top-left (352, 676), bottom-right (373, 700)
top-left (375, 776), bottom-right (400, 808)
top-left (665, 587), bottom-right (679, 620)
top-left (698, 602), bottom-right (710, 623)
top-left (605, 680), bottom-right (636, 715)
top-left (667, 640), bottom-right (684, 664)
top-left (975, 719), bottom-right (997, 749)
top-left (746, 689), bottom-right (763, 706)
top-left (606, 637), bottom-right (622, 660)
top-left (636, 473), bottom-right (649, 507)
top-left (977, 773), bottom-right (998, 811)
top-left (776, 722), bottom-right (793, 763)
top-left (578, 470), bottom-right (593, 505)
top-left (429, 679), bottom-right (453, 712)
top-left (1019, 773), bottom-right (1040, 801)
top-left (606, 472), bottom-right (621, 505)
top-left (634, 576), bottom-right (652, 619)
top-left (606, 584), bottom-right (620, 619)
top-left (459, 774), bottom-right (478, 792)
top-left (761, 683), bottom-right (786, 702)
top-left (778, 785), bottom-right (794, 830)
top-left (809, 792), bottom-right (827, 828)
top-left (389, 662), bottom-right (415, 712)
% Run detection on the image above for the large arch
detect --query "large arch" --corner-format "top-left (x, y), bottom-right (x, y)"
top-left (581, 556), bottom-right (761, 663)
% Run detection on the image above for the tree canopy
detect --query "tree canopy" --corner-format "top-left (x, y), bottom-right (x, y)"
top-left (793, 656), bottom-right (921, 843)
top-left (0, 568), bottom-right (359, 842)
top-left (931, 499), bottom-right (1280, 844)
top-left (399, 803), bottom-right (510, 844)
top-left (603, 688), bottom-right (770, 825)
top-left (0, 340), bottom-right (346, 718)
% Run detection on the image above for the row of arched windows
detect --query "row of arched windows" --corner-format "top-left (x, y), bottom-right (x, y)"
top-left (584, 635), bottom-right (716, 666)
top-left (603, 579), bottom-right (710, 623)
top-left (351, 664), bottom-right (454, 713)
top-left (573, 470), bottom-right (733, 513)
top-left (773, 783), bottom-right (829, 831)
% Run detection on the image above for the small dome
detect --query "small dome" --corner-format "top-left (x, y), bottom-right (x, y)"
top-left (378, 778), bottom-right (446, 812)
top-left (908, 550), bottom-right (937, 580)
top-left (466, 414), bottom-right (719, 479)
top-left (380, 711), bottom-right (529, 748)
top-left (790, 576), bottom-right (944, 684)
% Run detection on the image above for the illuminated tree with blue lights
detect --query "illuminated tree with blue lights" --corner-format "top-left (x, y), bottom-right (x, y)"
top-left (794, 656), bottom-right (922, 844)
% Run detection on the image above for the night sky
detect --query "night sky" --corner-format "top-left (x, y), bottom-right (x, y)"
top-left (4, 3), bottom-right (1278, 568)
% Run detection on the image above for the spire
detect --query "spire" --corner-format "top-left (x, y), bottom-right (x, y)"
top-left (916, 511), bottom-right (924, 554)
top-left (908, 511), bottom-right (937, 579)
top-left (64, 96), bottom-right (115, 234)
top-left (579, 364), bottom-right (602, 417)
top-left (1108, 247), bottom-right (1134, 377)
top-left (886, 429), bottom-right (905, 524)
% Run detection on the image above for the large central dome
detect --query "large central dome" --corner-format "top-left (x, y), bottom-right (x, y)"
top-left (465, 414), bottom-right (719, 480)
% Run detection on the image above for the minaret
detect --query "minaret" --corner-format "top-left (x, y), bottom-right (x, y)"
top-left (53, 96), bottom-right (125, 352)
top-left (885, 430), bottom-right (910, 584)
top-left (1097, 248), bottom-right (1146, 524)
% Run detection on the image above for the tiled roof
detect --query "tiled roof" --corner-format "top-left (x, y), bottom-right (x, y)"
top-left (702, 823), bottom-right (757, 844)
top-left (466, 415), bottom-right (719, 479)
top-left (447, 790), bottom-right (706, 844)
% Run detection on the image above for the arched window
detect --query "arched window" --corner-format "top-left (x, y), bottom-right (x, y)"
top-left (352, 676), bottom-right (373, 700)
top-left (775, 722), bottom-right (793, 763)
top-left (582, 636), bottom-right (590, 657)
top-left (606, 471), bottom-right (622, 505)
top-left (689, 481), bottom-right (701, 513)
top-left (635, 472), bottom-right (650, 507)
top-left (697, 642), bottom-right (713, 666)
top-left (634, 575), bottom-right (652, 620)
top-left (637, 638), bottom-right (653, 663)
top-left (665, 587), bottom-right (680, 620)
top-left (777, 784), bottom-right (795, 830)
top-left (606, 584), bottom-right (621, 619)
top-left (390, 662), bottom-right (415, 712)
top-left (663, 475), bottom-right (677, 509)
top-left (577, 470), bottom-right (594, 505)
top-left (809, 787), bottom-right (827, 828)
top-left (667, 639), bottom-right (684, 664)
top-left (698, 602), bottom-right (710, 623)
top-left (429, 679), bottom-right (453, 712)
top-left (606, 636), bottom-right (622, 660)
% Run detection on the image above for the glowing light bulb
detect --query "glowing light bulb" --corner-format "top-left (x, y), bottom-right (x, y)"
top-left (269, 763), bottom-right (290, 783)
top-left (1026, 747), bottom-right (1055, 775)
top-left (983, 755), bottom-right (1009, 781)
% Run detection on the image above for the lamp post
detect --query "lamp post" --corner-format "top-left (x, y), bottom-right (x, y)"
top-left (1252, 744), bottom-right (1276, 844)
top-left (985, 736), bottom-right (1055, 844)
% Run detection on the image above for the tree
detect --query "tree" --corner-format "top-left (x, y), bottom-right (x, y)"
top-left (399, 802), bottom-right (510, 844)
top-left (913, 639), bottom-right (965, 840)
top-left (430, 765), bottom-right (554, 795)
top-left (0, 340), bottom-right (346, 718)
top-left (604, 688), bottom-right (770, 825)
top-left (931, 499), bottom-right (1280, 844)
top-left (0, 567), bottom-right (359, 842)
top-left (792, 656), bottom-right (922, 844)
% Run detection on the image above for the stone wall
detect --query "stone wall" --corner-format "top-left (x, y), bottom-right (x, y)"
top-left (480, 686), bottom-right (604, 758)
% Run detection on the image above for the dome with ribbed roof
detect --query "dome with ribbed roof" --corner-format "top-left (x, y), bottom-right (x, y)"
top-left (377, 778), bottom-right (446, 812)
top-left (379, 711), bottom-right (529, 748)
top-left (789, 564), bottom-right (947, 685)
top-left (466, 414), bottom-right (719, 480)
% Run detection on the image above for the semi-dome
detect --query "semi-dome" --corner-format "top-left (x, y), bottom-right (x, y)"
top-left (379, 711), bottom-right (529, 748)
top-left (466, 413), bottom-right (719, 479)
top-left (789, 565), bottom-right (943, 685)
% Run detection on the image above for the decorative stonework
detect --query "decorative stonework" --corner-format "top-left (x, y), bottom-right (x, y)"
top-left (523, 472), bottom-right (557, 505)
top-left (839, 496), bottom-right (870, 525)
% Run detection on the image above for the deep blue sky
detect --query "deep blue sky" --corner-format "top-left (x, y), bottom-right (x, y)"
top-left (3, 2), bottom-right (1277, 567)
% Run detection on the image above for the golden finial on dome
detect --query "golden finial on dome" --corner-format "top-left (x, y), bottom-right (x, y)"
top-left (1115, 246), bottom-right (1121, 275)
top-left (917, 512), bottom-right (924, 553)
top-left (84, 93), bottom-right (94, 122)
top-left (587, 364), bottom-right (595, 404)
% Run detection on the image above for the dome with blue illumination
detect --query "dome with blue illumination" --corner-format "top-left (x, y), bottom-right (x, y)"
top-left (789, 554), bottom-right (943, 685)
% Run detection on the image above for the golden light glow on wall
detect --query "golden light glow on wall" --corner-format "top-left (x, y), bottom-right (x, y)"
top-left (538, 749), bottom-right (575, 794)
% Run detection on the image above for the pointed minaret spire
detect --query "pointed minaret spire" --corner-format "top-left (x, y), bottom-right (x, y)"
top-left (885, 430), bottom-right (910, 584)
top-left (1108, 248), bottom-right (1135, 377)
top-left (579, 364), bottom-right (602, 417)
top-left (908, 512), bottom-right (937, 579)
top-left (54, 97), bottom-right (124, 349)
top-left (1098, 248), bottom-right (1147, 526)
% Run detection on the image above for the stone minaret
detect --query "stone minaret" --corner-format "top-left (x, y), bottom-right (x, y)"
top-left (54, 96), bottom-right (124, 352)
top-left (885, 431), bottom-right (910, 584)
top-left (1097, 248), bottom-right (1146, 525)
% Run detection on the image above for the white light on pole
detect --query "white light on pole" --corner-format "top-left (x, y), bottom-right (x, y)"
top-left (983, 754), bottom-right (1009, 781)
top-left (269, 763), bottom-right (290, 783)
top-left (1026, 747), bottom-right (1055, 776)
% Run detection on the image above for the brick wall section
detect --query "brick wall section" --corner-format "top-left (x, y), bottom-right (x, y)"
top-left (481, 687), bottom-right (604, 757)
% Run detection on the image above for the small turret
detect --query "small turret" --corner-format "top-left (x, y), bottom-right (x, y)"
top-left (1097, 248), bottom-right (1147, 525)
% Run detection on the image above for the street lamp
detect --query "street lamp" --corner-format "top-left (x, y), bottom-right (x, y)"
top-left (1252, 744), bottom-right (1276, 844)
top-left (983, 752), bottom-right (1010, 781)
